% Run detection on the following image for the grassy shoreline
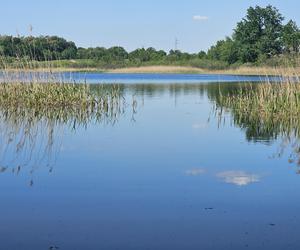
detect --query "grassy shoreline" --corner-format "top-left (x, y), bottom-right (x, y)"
top-left (107, 65), bottom-right (300, 76)
top-left (2, 65), bottom-right (300, 76)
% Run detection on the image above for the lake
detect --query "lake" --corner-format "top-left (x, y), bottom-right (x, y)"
top-left (0, 72), bottom-right (282, 84)
top-left (0, 73), bottom-right (299, 250)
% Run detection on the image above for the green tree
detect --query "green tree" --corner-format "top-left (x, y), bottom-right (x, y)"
top-left (233, 5), bottom-right (284, 62)
top-left (107, 46), bottom-right (128, 61)
top-left (198, 51), bottom-right (206, 59)
top-left (207, 37), bottom-right (238, 64)
top-left (282, 20), bottom-right (300, 53)
top-left (129, 48), bottom-right (150, 62)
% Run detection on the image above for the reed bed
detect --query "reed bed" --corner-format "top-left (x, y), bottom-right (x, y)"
top-left (0, 83), bottom-right (126, 180)
top-left (215, 79), bottom-right (300, 167)
top-left (0, 55), bottom-right (127, 182)
top-left (0, 46), bottom-right (134, 184)
top-left (218, 81), bottom-right (300, 120)
top-left (0, 82), bottom-right (122, 115)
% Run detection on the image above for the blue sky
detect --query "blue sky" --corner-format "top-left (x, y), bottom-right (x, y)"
top-left (1, 0), bottom-right (300, 52)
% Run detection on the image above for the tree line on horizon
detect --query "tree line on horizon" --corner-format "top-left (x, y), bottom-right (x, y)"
top-left (0, 5), bottom-right (299, 68)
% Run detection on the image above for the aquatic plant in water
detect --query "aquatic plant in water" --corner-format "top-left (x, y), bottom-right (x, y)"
top-left (0, 82), bottom-right (131, 185)
top-left (214, 80), bottom-right (300, 170)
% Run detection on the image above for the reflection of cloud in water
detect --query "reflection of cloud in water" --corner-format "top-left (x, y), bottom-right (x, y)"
top-left (217, 171), bottom-right (260, 186)
top-left (185, 168), bottom-right (206, 176)
top-left (192, 123), bottom-right (208, 129)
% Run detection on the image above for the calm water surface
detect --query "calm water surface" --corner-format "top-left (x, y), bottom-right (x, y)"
top-left (0, 74), bottom-right (299, 250)
top-left (0, 72), bottom-right (282, 84)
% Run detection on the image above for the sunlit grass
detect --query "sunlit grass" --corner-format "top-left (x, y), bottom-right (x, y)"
top-left (217, 80), bottom-right (300, 127)
top-left (215, 78), bottom-right (300, 168)
top-left (0, 82), bottom-right (121, 112)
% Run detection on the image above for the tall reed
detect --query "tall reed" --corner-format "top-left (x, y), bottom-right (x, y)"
top-left (215, 78), bottom-right (300, 167)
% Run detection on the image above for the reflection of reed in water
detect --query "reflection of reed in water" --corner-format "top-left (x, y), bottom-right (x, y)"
top-left (214, 81), bottom-right (300, 170)
top-left (0, 83), bottom-right (127, 185)
top-left (0, 112), bottom-right (62, 179)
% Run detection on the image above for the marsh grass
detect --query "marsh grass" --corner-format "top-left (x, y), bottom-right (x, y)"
top-left (218, 81), bottom-right (300, 124)
top-left (0, 82), bottom-right (122, 114)
top-left (215, 78), bottom-right (300, 168)
top-left (0, 82), bottom-right (126, 185)
top-left (0, 45), bottom-right (129, 184)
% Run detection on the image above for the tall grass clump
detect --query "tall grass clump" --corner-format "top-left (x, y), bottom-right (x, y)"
top-left (215, 79), bottom-right (300, 141)
top-left (0, 82), bottom-right (126, 182)
top-left (220, 79), bottom-right (299, 116)
top-left (0, 82), bottom-right (123, 116)
top-left (0, 42), bottom-right (130, 182)
top-left (215, 78), bottom-right (300, 167)
top-left (218, 81), bottom-right (300, 120)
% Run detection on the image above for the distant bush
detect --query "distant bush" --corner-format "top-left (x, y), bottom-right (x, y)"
top-left (0, 5), bottom-right (299, 70)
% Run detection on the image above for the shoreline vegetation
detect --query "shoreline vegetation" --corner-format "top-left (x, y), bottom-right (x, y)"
top-left (1, 5), bottom-right (300, 76)
top-left (0, 82), bottom-right (126, 178)
top-left (2, 65), bottom-right (300, 76)
top-left (0, 3), bottom-right (298, 129)
top-left (0, 82), bottom-right (125, 124)
top-left (214, 81), bottom-right (300, 167)
top-left (108, 65), bottom-right (300, 76)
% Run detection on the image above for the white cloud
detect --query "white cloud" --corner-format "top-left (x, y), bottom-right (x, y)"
top-left (216, 171), bottom-right (260, 186)
top-left (193, 15), bottom-right (209, 21)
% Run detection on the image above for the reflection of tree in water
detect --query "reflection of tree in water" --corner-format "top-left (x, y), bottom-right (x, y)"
top-left (7, 81), bottom-right (299, 183)
top-left (119, 82), bottom-right (300, 170)
top-left (212, 82), bottom-right (300, 171)
top-left (0, 85), bottom-right (128, 185)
